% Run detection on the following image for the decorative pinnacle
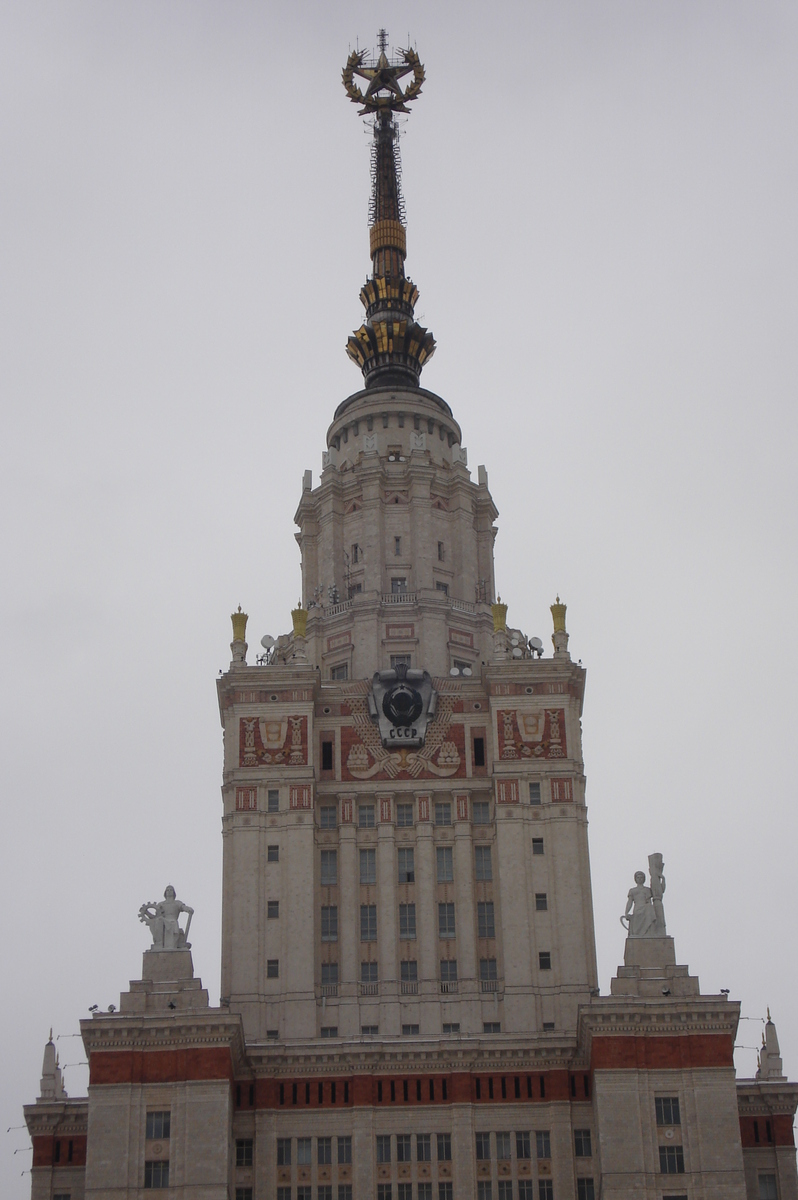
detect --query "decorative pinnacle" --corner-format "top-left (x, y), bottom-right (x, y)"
top-left (342, 40), bottom-right (425, 115)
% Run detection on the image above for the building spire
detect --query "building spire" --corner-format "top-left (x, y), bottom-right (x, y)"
top-left (342, 35), bottom-right (436, 388)
top-left (38, 1029), bottom-right (67, 1101)
top-left (756, 1009), bottom-right (786, 1080)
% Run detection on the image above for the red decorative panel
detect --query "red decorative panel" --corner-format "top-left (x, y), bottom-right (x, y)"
top-left (341, 720), bottom-right (467, 781)
top-left (379, 795), bottom-right (392, 823)
top-left (550, 778), bottom-right (573, 802)
top-left (418, 795), bottom-right (430, 821)
top-left (32, 1134), bottom-right (88, 1167)
top-left (90, 1047), bottom-right (234, 1085)
top-left (449, 629), bottom-right (474, 648)
top-left (591, 1034), bottom-right (734, 1071)
top-left (290, 785), bottom-right (312, 810)
top-left (340, 797), bottom-right (353, 823)
top-left (240, 715), bottom-right (308, 767)
top-left (496, 709), bottom-right (567, 760)
top-left (739, 1114), bottom-right (795, 1147)
top-left (455, 794), bottom-right (469, 821)
top-left (236, 787), bottom-right (256, 811)
top-left (327, 633), bottom-right (352, 652)
top-left (496, 779), bottom-right (520, 805)
top-left (386, 623), bottom-right (414, 639)
top-left (248, 1069), bottom-right (571, 1110)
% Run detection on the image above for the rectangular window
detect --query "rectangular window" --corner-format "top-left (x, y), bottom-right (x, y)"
top-left (317, 1137), bottom-right (332, 1165)
top-left (145, 1111), bottom-right (170, 1140)
top-left (396, 801), bottom-right (413, 826)
top-left (538, 1183), bottom-right (553, 1200)
top-left (436, 846), bottom-right (454, 882)
top-left (321, 740), bottom-right (334, 770)
top-left (330, 663), bottom-right (348, 681)
top-left (321, 962), bottom-right (338, 986)
top-left (268, 844), bottom-right (279, 862)
top-left (538, 951), bottom-right (552, 970)
top-left (361, 1024), bottom-right (378, 1035)
top-left (359, 804), bottom-right (376, 828)
top-left (655, 1096), bottom-right (681, 1126)
top-left (535, 893), bottom-right (548, 911)
top-left (576, 1182), bottom-right (595, 1200)
top-left (474, 845), bottom-right (492, 880)
top-left (266, 1029), bottom-right (278, 1040)
top-left (401, 959), bottom-right (418, 982)
top-left (277, 1138), bottom-right (292, 1166)
top-left (438, 902), bottom-right (456, 938)
top-left (398, 847), bottom-right (415, 882)
top-left (236, 1138), bottom-right (254, 1166)
top-left (440, 958), bottom-right (458, 982)
top-left (478, 901), bottom-right (495, 939)
top-left (518, 1185), bottom-right (534, 1200)
top-left (397, 1134), bottom-right (412, 1162)
top-left (453, 659), bottom-right (472, 674)
top-left (417, 1133), bottom-right (431, 1161)
top-left (391, 577), bottom-right (408, 594)
top-left (399, 903), bottom-right (417, 939)
top-left (498, 1185), bottom-right (513, 1200)
top-left (320, 803), bottom-right (337, 828)
top-left (473, 800), bottom-right (490, 824)
top-left (483, 1021), bottom-right (501, 1033)
top-left (391, 653), bottom-right (412, 669)
top-left (360, 848), bottom-right (376, 884)
top-left (377, 1135), bottom-right (392, 1163)
top-left (659, 1145), bottom-right (685, 1173)
top-left (443, 1022), bottom-right (460, 1034)
top-left (352, 543), bottom-right (360, 564)
top-left (479, 957), bottom-right (498, 981)
top-left (574, 1129), bottom-right (592, 1156)
top-left (297, 1137), bottom-right (312, 1165)
top-left (267, 899), bottom-right (279, 919)
top-left (536, 1130), bottom-right (551, 1159)
top-left (394, 536), bottom-right (402, 556)
top-left (318, 1188), bottom-right (332, 1200)
top-left (267, 959), bottom-right (279, 978)
top-left (473, 737), bottom-right (486, 767)
top-left (496, 1131), bottom-right (511, 1160)
top-left (437, 1133), bottom-right (452, 1161)
top-left (516, 1131), bottom-right (531, 1160)
top-left (321, 849), bottom-right (338, 887)
top-left (438, 541), bottom-right (445, 561)
top-left (435, 801), bottom-right (452, 825)
top-left (360, 904), bottom-right (377, 941)
top-left (361, 960), bottom-right (378, 983)
top-left (338, 1189), bottom-right (353, 1200)
top-left (377, 1190), bottom-right (392, 1200)
top-left (435, 581), bottom-right (449, 595)
top-left (418, 1188), bottom-right (432, 1200)
top-left (321, 905), bottom-right (338, 941)
top-left (477, 1184), bottom-right (492, 1200)
top-left (297, 1189), bottom-right (312, 1200)
top-left (759, 1176), bottom-right (779, 1200)
top-left (144, 1161), bottom-right (169, 1189)
top-left (439, 1187), bottom-right (453, 1200)
top-left (476, 1131), bottom-right (491, 1160)
top-left (529, 782), bottom-right (541, 805)
top-left (267, 788), bottom-right (280, 812)
top-left (337, 1136), bottom-right (352, 1164)
top-left (236, 1190), bottom-right (253, 1200)
top-left (398, 1187), bottom-right (413, 1200)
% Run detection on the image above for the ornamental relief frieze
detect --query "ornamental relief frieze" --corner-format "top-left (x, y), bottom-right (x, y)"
top-left (496, 708), bottom-right (567, 760)
top-left (340, 690), bottom-right (466, 781)
top-left (239, 715), bottom-right (308, 767)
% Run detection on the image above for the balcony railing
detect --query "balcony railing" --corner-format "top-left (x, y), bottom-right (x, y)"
top-left (320, 984), bottom-right (339, 998)
top-left (480, 979), bottom-right (500, 994)
top-left (400, 981), bottom-right (419, 995)
top-left (382, 592), bottom-right (417, 605)
top-left (440, 981), bottom-right (459, 994)
top-left (325, 600), bottom-right (352, 618)
top-left (359, 982), bottom-right (379, 997)
top-left (450, 597), bottom-right (477, 613)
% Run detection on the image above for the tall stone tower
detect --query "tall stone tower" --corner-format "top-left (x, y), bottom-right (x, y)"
top-left (23, 33), bottom-right (798, 1200)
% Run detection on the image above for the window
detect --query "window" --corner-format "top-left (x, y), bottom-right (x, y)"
top-left (473, 737), bottom-right (486, 767)
top-left (498, 1185), bottom-right (513, 1200)
top-left (361, 1024), bottom-right (378, 1035)
top-left (435, 581), bottom-right (449, 596)
top-left (352, 543), bottom-right (361, 564)
top-left (321, 849), bottom-right (338, 887)
top-left (443, 1022), bottom-right (460, 1034)
top-left (438, 541), bottom-right (445, 561)
top-left (418, 1187), bottom-right (432, 1200)
top-left (397, 802), bottom-right (413, 826)
top-left (361, 960), bottom-right (378, 983)
top-left (277, 1190), bottom-right (291, 1200)
top-left (277, 1138), bottom-right (292, 1165)
top-left (659, 1145), bottom-right (685, 1173)
top-left (267, 844), bottom-right (279, 862)
top-left (399, 903), bottom-right (417, 939)
top-left (542, 1022), bottom-right (555, 1031)
top-left (574, 1129), bottom-right (592, 1156)
top-left (655, 1097), bottom-right (681, 1126)
top-left (377, 1191), bottom-right (392, 1200)
top-left (417, 1133), bottom-right (431, 1161)
top-left (478, 901), bottom-right (495, 938)
top-left (398, 1187), bottom-right (412, 1200)
top-left (518, 1186), bottom-right (534, 1200)
top-left (538, 952), bottom-right (551, 970)
top-left (441, 959), bottom-right (458, 982)
top-left (317, 1137), bottom-right (332, 1164)
top-left (321, 740), bottom-right (334, 770)
top-left (268, 900), bottom-right (279, 919)
top-left (391, 577), bottom-right (408, 594)
top-left (453, 659), bottom-right (472, 675)
top-left (439, 1187), bottom-right (453, 1200)
top-left (320, 804), bottom-right (337, 828)
top-left (576, 1183), bottom-right (595, 1200)
top-left (398, 847), bottom-right (415, 882)
top-left (297, 1137), bottom-right (312, 1165)
top-left (473, 801), bottom-right (490, 824)
top-left (339, 1189), bottom-right (353, 1200)
top-left (360, 904), bottom-right (377, 941)
top-left (475, 845), bottom-right (492, 880)
top-left (144, 1162), bottom-right (169, 1188)
top-left (268, 788), bottom-right (280, 812)
top-left (437, 1133), bottom-right (452, 1161)
top-left (538, 1185), bottom-right (553, 1200)
top-left (337, 1136), bottom-right (352, 1164)
top-left (360, 848), bottom-right (376, 884)
top-left (477, 1184), bottom-right (492, 1200)
top-left (330, 663), bottom-right (348, 681)
top-left (397, 1134), bottom-right (412, 1162)
top-left (439, 902), bottom-right (456, 938)
top-left (298, 1189), bottom-right (312, 1200)
top-left (401, 960), bottom-right (418, 982)
top-left (377, 1135), bottom-right (392, 1163)
top-left (236, 1138), bottom-right (254, 1166)
top-left (532, 838), bottom-right (544, 855)
top-left (266, 1029), bottom-right (278, 1039)
top-left (267, 959), bottom-right (279, 978)
top-left (145, 1111), bottom-right (170, 1140)
top-left (435, 801), bottom-right (452, 825)
top-left (516, 1131), bottom-right (531, 1160)
top-left (359, 804), bottom-right (376, 828)
top-left (535, 1130), bottom-right (551, 1159)
top-left (759, 1177), bottom-right (778, 1200)
top-left (236, 1191), bottom-right (253, 1200)
top-left (394, 536), bottom-right (402, 556)
top-left (321, 906), bottom-right (338, 941)
top-left (437, 846), bottom-right (454, 882)
top-left (535, 893), bottom-right (548, 911)
top-left (480, 957), bottom-right (498, 981)
top-left (321, 962), bottom-right (338, 986)
top-left (496, 1131), bottom-right (511, 1160)
top-left (529, 782), bottom-right (541, 805)
top-left (318, 1189), bottom-right (332, 1200)
top-left (476, 1131), bottom-right (491, 1160)
top-left (483, 1022), bottom-right (501, 1033)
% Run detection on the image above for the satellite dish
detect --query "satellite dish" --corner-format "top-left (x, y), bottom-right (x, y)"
top-left (512, 647), bottom-right (523, 658)
top-left (449, 667), bottom-right (459, 676)
top-left (463, 667), bottom-right (473, 677)
top-left (261, 635), bottom-right (275, 649)
top-left (510, 636), bottom-right (520, 646)
top-left (529, 637), bottom-right (543, 650)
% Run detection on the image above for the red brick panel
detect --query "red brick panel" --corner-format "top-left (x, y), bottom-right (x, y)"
top-left (251, 1070), bottom-right (575, 1110)
top-left (89, 1047), bottom-right (234, 1085)
top-left (739, 1115), bottom-right (794, 1147)
top-left (591, 1034), bottom-right (734, 1071)
top-left (32, 1134), bottom-right (87, 1166)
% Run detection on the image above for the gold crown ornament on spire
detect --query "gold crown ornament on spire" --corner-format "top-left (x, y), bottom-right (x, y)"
top-left (343, 31), bottom-right (435, 389)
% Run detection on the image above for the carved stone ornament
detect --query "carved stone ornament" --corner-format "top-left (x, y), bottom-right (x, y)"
top-left (368, 663), bottom-right (437, 751)
top-left (620, 853), bottom-right (667, 938)
top-left (139, 886), bottom-right (194, 951)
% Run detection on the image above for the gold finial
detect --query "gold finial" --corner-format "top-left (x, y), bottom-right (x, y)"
top-left (291, 601), bottom-right (308, 639)
top-left (231, 606), bottom-right (248, 643)
top-left (550, 596), bottom-right (567, 633)
top-left (491, 597), bottom-right (508, 633)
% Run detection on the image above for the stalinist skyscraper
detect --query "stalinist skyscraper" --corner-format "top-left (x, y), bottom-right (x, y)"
top-left (24, 33), bottom-right (798, 1200)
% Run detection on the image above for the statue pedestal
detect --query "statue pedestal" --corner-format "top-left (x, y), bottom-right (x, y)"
top-left (119, 950), bottom-right (209, 1014)
top-left (623, 936), bottom-right (676, 969)
top-left (611, 937), bottom-right (700, 998)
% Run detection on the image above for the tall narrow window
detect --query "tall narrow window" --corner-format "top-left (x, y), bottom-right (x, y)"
top-left (394, 536), bottom-right (402, 556)
top-left (435, 802), bottom-right (452, 826)
top-left (396, 802), bottom-right (414, 827)
top-left (535, 1130), bottom-right (551, 1159)
top-left (655, 1097), bottom-right (681, 1125)
top-left (330, 663), bottom-right (348, 681)
top-left (267, 788), bottom-right (280, 812)
top-left (473, 800), bottom-right (490, 824)
top-left (398, 847), bottom-right (415, 882)
top-left (475, 845), bottom-right (492, 880)
top-left (360, 905), bottom-right (377, 941)
top-left (321, 906), bottom-right (338, 941)
top-left (391, 577), bottom-right (408, 594)
top-left (529, 782), bottom-right (541, 805)
top-left (473, 736), bottom-right (486, 767)
top-left (321, 849), bottom-right (338, 887)
top-left (399, 903), bottom-right (417, 939)
top-left (359, 804), bottom-right (376, 828)
top-left (401, 960), bottom-right (418, 982)
top-left (438, 902), bottom-right (456, 938)
top-left (321, 962), bottom-right (338, 986)
top-left (475, 1132), bottom-right (491, 1160)
top-left (145, 1111), bottom-right (171, 1140)
top-left (477, 901), bottom-right (495, 939)
top-left (321, 740), bottom-right (334, 770)
top-left (360, 848), bottom-right (376, 884)
top-left (437, 541), bottom-right (445, 561)
top-left (659, 1145), bottom-right (685, 1173)
top-left (436, 846), bottom-right (453, 882)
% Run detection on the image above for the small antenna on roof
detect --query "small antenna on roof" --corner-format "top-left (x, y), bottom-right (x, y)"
top-left (377, 28), bottom-right (389, 54)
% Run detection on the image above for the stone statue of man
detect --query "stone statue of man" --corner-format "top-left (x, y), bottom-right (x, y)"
top-left (139, 886), bottom-right (194, 951)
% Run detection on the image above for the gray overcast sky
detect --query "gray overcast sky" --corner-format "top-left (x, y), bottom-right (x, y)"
top-left (1, 0), bottom-right (797, 1188)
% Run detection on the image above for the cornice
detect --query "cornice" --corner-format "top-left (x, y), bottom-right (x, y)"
top-left (242, 1039), bottom-right (585, 1076)
top-left (578, 996), bottom-right (740, 1046)
top-left (81, 1011), bottom-right (248, 1077)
